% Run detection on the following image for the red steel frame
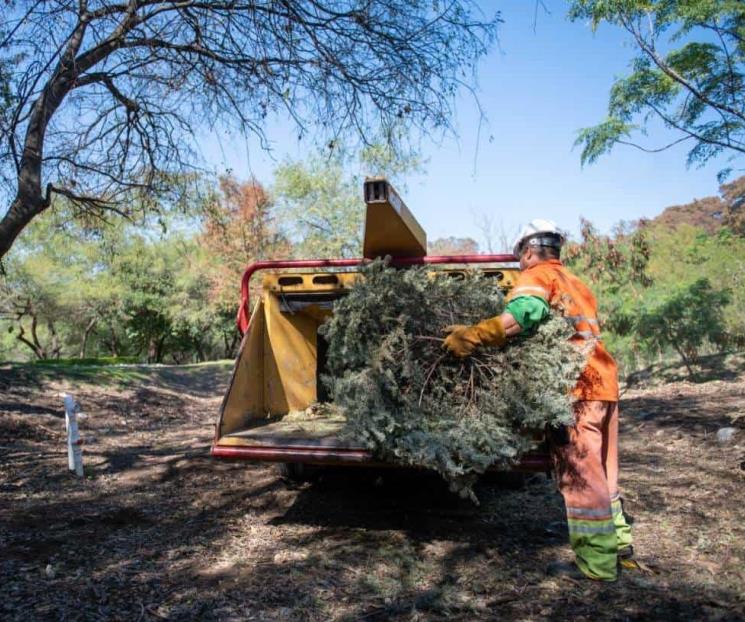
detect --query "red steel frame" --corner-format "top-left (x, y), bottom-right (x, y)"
top-left (218, 253), bottom-right (552, 472)
top-left (236, 254), bottom-right (517, 333)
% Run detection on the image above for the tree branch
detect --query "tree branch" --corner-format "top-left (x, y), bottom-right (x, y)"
top-left (616, 135), bottom-right (693, 153)
top-left (623, 15), bottom-right (745, 124)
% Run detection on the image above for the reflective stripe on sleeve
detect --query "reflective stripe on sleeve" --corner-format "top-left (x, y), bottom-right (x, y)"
top-left (508, 285), bottom-right (549, 300)
top-left (574, 330), bottom-right (597, 339)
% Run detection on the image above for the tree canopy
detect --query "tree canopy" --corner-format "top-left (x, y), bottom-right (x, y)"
top-left (2, 166), bottom-right (744, 376)
top-left (570, 0), bottom-right (745, 179)
top-left (273, 155), bottom-right (364, 259)
top-left (0, 0), bottom-right (499, 260)
top-left (565, 204), bottom-right (745, 378)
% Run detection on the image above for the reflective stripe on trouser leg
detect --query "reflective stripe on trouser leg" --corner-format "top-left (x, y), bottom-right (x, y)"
top-left (552, 400), bottom-right (619, 581)
top-left (610, 494), bottom-right (633, 550)
top-left (567, 518), bottom-right (618, 580)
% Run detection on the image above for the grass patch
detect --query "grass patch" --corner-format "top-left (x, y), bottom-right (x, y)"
top-left (1, 359), bottom-right (234, 390)
top-left (31, 356), bottom-right (139, 367)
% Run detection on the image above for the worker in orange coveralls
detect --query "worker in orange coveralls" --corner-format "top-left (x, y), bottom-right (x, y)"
top-left (442, 219), bottom-right (634, 582)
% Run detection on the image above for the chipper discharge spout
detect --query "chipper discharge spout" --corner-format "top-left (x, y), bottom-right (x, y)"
top-left (210, 179), bottom-right (547, 471)
top-left (362, 177), bottom-right (427, 259)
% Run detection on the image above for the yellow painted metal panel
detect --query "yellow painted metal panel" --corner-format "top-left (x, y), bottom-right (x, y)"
top-left (363, 178), bottom-right (427, 258)
top-left (262, 271), bottom-right (359, 293)
top-left (260, 269), bottom-right (517, 293)
top-left (219, 300), bottom-right (266, 437)
top-left (215, 265), bottom-right (520, 443)
top-left (263, 293), bottom-right (319, 415)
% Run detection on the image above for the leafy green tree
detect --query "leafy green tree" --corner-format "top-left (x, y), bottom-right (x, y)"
top-left (645, 223), bottom-right (745, 346)
top-left (570, 1), bottom-right (745, 178)
top-left (111, 233), bottom-right (226, 364)
top-left (113, 238), bottom-right (178, 364)
top-left (272, 145), bottom-right (422, 258)
top-left (0, 264), bottom-right (65, 360)
top-left (273, 155), bottom-right (364, 258)
top-left (0, 199), bottom-right (228, 363)
top-left (0, 205), bottom-right (107, 360)
top-left (567, 214), bottom-right (743, 376)
top-left (160, 244), bottom-right (222, 363)
top-left (635, 278), bottom-right (731, 378)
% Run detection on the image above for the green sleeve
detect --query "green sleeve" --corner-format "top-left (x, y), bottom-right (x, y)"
top-left (505, 296), bottom-right (550, 332)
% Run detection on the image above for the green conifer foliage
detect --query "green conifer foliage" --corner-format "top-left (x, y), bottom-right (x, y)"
top-left (320, 260), bottom-right (586, 500)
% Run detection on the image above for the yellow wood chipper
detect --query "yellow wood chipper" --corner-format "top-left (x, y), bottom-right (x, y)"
top-left (211, 178), bottom-right (550, 473)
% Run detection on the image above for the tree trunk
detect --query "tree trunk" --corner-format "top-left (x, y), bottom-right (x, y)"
top-left (222, 331), bottom-right (230, 359)
top-left (108, 324), bottom-right (120, 357)
top-left (194, 338), bottom-right (206, 363)
top-left (147, 338), bottom-right (158, 364)
top-left (0, 194), bottom-right (49, 260)
top-left (79, 317), bottom-right (98, 358)
top-left (16, 323), bottom-right (45, 359)
top-left (0, 20), bottom-right (90, 261)
top-left (30, 312), bottom-right (47, 358)
top-left (48, 319), bottom-right (61, 359)
top-left (156, 336), bottom-right (166, 364)
top-left (223, 330), bottom-right (240, 359)
top-left (673, 343), bottom-right (696, 380)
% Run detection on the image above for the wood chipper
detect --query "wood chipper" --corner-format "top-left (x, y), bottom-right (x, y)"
top-left (211, 178), bottom-right (550, 474)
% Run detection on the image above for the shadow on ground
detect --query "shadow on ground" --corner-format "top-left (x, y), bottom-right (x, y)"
top-left (2, 445), bottom-right (743, 621)
top-left (1, 363), bottom-right (743, 621)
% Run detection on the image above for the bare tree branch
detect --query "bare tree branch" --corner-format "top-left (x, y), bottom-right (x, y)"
top-left (0, 0), bottom-right (500, 259)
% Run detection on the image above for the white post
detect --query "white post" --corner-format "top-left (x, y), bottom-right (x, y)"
top-left (63, 393), bottom-right (84, 477)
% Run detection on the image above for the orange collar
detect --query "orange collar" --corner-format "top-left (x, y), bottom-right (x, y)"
top-left (528, 259), bottom-right (563, 269)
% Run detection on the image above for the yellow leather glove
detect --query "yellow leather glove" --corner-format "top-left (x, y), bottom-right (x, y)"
top-left (442, 316), bottom-right (507, 358)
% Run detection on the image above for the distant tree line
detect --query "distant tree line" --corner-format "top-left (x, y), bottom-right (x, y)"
top-left (2, 164), bottom-right (743, 375)
top-left (565, 180), bottom-right (745, 378)
top-left (0, 150), bottom-right (455, 363)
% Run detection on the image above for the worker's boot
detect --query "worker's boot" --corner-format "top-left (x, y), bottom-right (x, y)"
top-left (617, 545), bottom-right (643, 572)
top-left (618, 545), bottom-right (634, 560)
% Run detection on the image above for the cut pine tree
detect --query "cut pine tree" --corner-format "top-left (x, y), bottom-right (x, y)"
top-left (319, 259), bottom-right (587, 501)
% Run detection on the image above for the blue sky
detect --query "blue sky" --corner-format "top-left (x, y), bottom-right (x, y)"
top-left (197, 1), bottom-right (727, 248)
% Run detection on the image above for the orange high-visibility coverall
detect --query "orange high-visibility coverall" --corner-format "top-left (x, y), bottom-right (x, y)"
top-left (506, 259), bottom-right (632, 580)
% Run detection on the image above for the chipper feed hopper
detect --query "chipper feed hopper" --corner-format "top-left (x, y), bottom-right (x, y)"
top-left (211, 178), bottom-right (550, 472)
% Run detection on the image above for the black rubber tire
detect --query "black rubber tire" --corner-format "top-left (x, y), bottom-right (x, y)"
top-left (278, 462), bottom-right (314, 482)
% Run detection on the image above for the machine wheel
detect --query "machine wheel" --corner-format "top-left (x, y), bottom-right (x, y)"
top-left (278, 462), bottom-right (315, 482)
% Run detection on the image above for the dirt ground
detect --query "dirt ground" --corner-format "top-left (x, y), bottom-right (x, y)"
top-left (1, 361), bottom-right (743, 621)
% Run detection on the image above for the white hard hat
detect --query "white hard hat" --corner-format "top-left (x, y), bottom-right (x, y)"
top-left (512, 219), bottom-right (565, 258)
